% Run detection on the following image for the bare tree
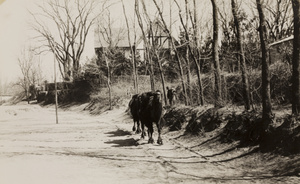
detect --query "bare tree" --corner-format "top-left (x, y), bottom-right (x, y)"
top-left (140, 0), bottom-right (156, 92)
top-left (121, 0), bottom-right (138, 94)
top-left (174, 0), bottom-right (201, 105)
top-left (31, 0), bottom-right (99, 81)
top-left (152, 0), bottom-right (188, 105)
top-left (190, 0), bottom-right (204, 105)
top-left (256, 0), bottom-right (273, 131)
top-left (292, 0), bottom-right (300, 115)
top-left (231, 0), bottom-right (251, 110)
top-left (265, 0), bottom-right (294, 41)
top-left (149, 21), bottom-right (168, 105)
top-left (211, 0), bottom-right (222, 106)
top-left (135, 0), bottom-right (168, 105)
top-left (184, 0), bottom-right (192, 105)
top-left (95, 10), bottom-right (123, 110)
top-left (17, 47), bottom-right (42, 102)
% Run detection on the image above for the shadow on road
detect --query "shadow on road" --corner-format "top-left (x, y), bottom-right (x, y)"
top-left (189, 134), bottom-right (221, 148)
top-left (270, 156), bottom-right (300, 177)
top-left (216, 147), bottom-right (259, 163)
top-left (105, 138), bottom-right (138, 147)
top-left (203, 146), bottom-right (237, 158)
top-left (169, 170), bottom-right (289, 183)
top-left (105, 129), bottom-right (132, 137)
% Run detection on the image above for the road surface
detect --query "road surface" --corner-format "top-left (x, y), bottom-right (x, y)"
top-left (0, 102), bottom-right (299, 184)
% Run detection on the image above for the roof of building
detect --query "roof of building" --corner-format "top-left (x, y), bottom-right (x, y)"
top-left (147, 18), bottom-right (169, 37)
top-left (94, 27), bottom-right (144, 49)
top-left (94, 19), bottom-right (173, 50)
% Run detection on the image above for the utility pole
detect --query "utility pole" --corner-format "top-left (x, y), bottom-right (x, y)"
top-left (0, 70), bottom-right (2, 102)
top-left (54, 54), bottom-right (58, 124)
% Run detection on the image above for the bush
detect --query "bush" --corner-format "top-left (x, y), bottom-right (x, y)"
top-left (221, 111), bottom-right (262, 144)
top-left (173, 61), bottom-right (292, 107)
top-left (42, 80), bottom-right (92, 104)
top-left (261, 115), bottom-right (300, 155)
top-left (163, 106), bottom-right (193, 131)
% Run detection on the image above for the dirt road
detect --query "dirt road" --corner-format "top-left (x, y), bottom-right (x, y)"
top-left (0, 103), bottom-right (299, 184)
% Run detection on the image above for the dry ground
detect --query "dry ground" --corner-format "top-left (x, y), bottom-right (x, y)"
top-left (0, 102), bottom-right (300, 184)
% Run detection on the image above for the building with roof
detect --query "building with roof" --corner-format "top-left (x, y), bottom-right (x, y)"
top-left (94, 27), bottom-right (145, 61)
top-left (94, 19), bottom-right (174, 63)
top-left (146, 19), bottom-right (171, 50)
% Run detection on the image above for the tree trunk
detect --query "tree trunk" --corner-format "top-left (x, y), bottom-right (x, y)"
top-left (152, 0), bottom-right (188, 105)
top-left (131, 45), bottom-right (138, 94)
top-left (256, 0), bottom-right (273, 130)
top-left (63, 62), bottom-right (71, 81)
top-left (231, 0), bottom-right (251, 110)
top-left (72, 59), bottom-right (79, 80)
top-left (122, 0), bottom-right (138, 94)
top-left (133, 45), bottom-right (139, 93)
top-left (185, 0), bottom-right (191, 105)
top-left (148, 27), bottom-right (155, 92)
top-left (135, 0), bottom-right (155, 92)
top-left (54, 55), bottom-right (58, 124)
top-left (176, 0), bottom-right (204, 106)
top-left (155, 52), bottom-right (168, 106)
top-left (193, 0), bottom-right (204, 106)
top-left (149, 21), bottom-right (167, 104)
top-left (185, 48), bottom-right (191, 105)
top-left (105, 55), bottom-right (112, 110)
top-left (211, 0), bottom-right (222, 106)
top-left (147, 51), bottom-right (155, 92)
top-left (292, 0), bottom-right (300, 115)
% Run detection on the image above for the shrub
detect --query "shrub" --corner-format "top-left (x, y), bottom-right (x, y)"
top-left (173, 61), bottom-right (292, 107)
top-left (186, 107), bottom-right (225, 134)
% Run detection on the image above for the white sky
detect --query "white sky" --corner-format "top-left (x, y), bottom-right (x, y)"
top-left (0, 0), bottom-right (31, 83)
top-left (0, 0), bottom-right (148, 84)
top-left (0, 0), bottom-right (243, 84)
top-left (0, 0), bottom-right (96, 83)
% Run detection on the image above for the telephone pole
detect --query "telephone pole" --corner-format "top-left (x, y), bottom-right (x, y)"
top-left (54, 54), bottom-right (58, 124)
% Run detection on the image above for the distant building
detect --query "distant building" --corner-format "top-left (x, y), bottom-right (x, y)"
top-left (94, 19), bottom-right (177, 68)
top-left (146, 19), bottom-right (172, 50)
top-left (94, 28), bottom-right (145, 61)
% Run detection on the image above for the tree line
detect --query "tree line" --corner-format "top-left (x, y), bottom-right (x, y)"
top-left (16, 0), bottom-right (300, 133)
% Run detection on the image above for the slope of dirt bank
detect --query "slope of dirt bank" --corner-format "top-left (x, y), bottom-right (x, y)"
top-left (83, 99), bottom-right (300, 182)
top-left (163, 105), bottom-right (300, 181)
top-left (1, 102), bottom-right (300, 183)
